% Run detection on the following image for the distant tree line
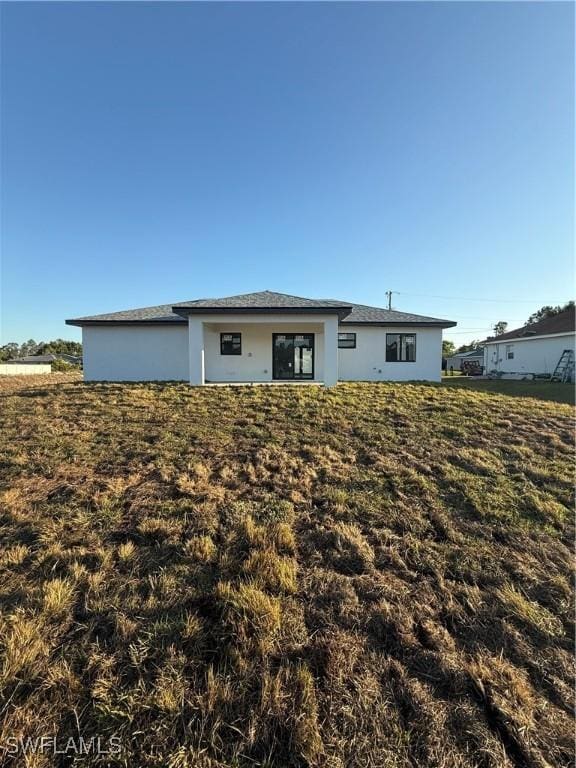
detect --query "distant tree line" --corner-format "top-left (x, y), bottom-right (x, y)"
top-left (0, 339), bottom-right (82, 362)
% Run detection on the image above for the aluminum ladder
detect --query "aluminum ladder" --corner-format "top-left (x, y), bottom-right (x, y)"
top-left (551, 349), bottom-right (574, 382)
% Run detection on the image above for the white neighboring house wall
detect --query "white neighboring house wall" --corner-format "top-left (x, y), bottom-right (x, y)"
top-left (338, 326), bottom-right (443, 382)
top-left (0, 364), bottom-right (52, 376)
top-left (82, 325), bottom-right (189, 381)
top-left (484, 332), bottom-right (575, 376)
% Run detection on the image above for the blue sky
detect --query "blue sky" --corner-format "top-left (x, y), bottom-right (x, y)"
top-left (1, 1), bottom-right (573, 346)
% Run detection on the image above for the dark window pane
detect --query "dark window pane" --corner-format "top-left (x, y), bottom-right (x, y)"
top-left (404, 335), bottom-right (416, 362)
top-left (386, 333), bottom-right (416, 362)
top-left (386, 334), bottom-right (399, 361)
top-left (221, 333), bottom-right (241, 355)
top-left (338, 333), bottom-right (356, 349)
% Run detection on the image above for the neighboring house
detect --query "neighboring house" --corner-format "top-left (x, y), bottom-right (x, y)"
top-left (483, 307), bottom-right (575, 379)
top-left (0, 363), bottom-right (52, 376)
top-left (5, 353), bottom-right (81, 366)
top-left (446, 347), bottom-right (485, 371)
top-left (66, 291), bottom-right (456, 385)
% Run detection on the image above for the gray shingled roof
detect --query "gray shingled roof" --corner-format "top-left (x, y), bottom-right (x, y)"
top-left (483, 306), bottom-right (575, 343)
top-left (67, 303), bottom-right (187, 324)
top-left (67, 291), bottom-right (456, 327)
top-left (173, 291), bottom-right (348, 311)
top-left (337, 302), bottom-right (455, 326)
top-left (448, 347), bottom-right (485, 359)
top-left (5, 354), bottom-right (81, 364)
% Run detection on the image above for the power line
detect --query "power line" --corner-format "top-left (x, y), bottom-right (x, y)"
top-left (397, 292), bottom-right (573, 304)
top-left (440, 314), bottom-right (527, 321)
top-left (446, 330), bottom-right (493, 335)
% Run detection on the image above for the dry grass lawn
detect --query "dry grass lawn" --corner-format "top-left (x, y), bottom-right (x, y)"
top-left (0, 377), bottom-right (573, 767)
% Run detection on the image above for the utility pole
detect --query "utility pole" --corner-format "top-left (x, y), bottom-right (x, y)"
top-left (385, 291), bottom-right (398, 310)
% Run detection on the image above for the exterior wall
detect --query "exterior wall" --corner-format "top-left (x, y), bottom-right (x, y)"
top-left (484, 333), bottom-right (575, 376)
top-left (203, 322), bottom-right (325, 382)
top-left (82, 325), bottom-right (189, 381)
top-left (79, 318), bottom-right (444, 383)
top-left (338, 325), bottom-right (442, 382)
top-left (0, 364), bottom-right (51, 376)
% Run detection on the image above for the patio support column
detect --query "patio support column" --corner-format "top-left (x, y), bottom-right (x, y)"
top-left (323, 316), bottom-right (339, 387)
top-left (188, 317), bottom-right (205, 386)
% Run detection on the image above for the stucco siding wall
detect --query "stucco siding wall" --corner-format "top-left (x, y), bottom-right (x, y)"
top-left (81, 320), bottom-right (444, 383)
top-left (338, 326), bottom-right (442, 382)
top-left (82, 325), bottom-right (189, 381)
top-left (204, 323), bottom-right (325, 382)
top-left (484, 333), bottom-right (575, 376)
top-left (0, 364), bottom-right (52, 376)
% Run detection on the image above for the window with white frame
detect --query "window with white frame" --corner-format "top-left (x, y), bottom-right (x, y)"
top-left (506, 344), bottom-right (514, 360)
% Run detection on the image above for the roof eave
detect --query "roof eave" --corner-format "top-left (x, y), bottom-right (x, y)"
top-left (65, 319), bottom-right (187, 327)
top-left (340, 320), bottom-right (457, 328)
top-left (484, 329), bottom-right (574, 344)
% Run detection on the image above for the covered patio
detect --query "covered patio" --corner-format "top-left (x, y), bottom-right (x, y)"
top-left (186, 314), bottom-right (340, 386)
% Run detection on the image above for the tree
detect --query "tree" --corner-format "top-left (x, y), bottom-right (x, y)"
top-left (37, 339), bottom-right (83, 357)
top-left (51, 358), bottom-right (80, 372)
top-left (0, 339), bottom-right (82, 361)
top-left (455, 340), bottom-right (481, 354)
top-left (493, 321), bottom-right (508, 336)
top-left (526, 300), bottom-right (574, 325)
top-left (0, 343), bottom-right (19, 362)
top-left (19, 339), bottom-right (39, 357)
top-left (442, 340), bottom-right (456, 357)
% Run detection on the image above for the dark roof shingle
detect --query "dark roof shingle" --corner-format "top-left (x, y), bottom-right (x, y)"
top-left (484, 307), bottom-right (575, 343)
top-left (173, 291), bottom-right (348, 311)
top-left (67, 303), bottom-right (186, 324)
top-left (338, 302), bottom-right (455, 326)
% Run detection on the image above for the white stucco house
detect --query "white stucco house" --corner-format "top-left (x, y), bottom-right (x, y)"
top-left (66, 291), bottom-right (456, 386)
top-left (446, 347), bottom-right (485, 372)
top-left (483, 307), bottom-right (575, 380)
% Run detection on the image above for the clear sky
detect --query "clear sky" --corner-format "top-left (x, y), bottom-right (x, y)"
top-left (1, 1), bottom-right (574, 347)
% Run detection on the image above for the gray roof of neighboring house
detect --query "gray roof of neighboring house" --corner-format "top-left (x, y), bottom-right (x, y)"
top-left (6, 354), bottom-right (80, 364)
top-left (483, 306), bottom-right (575, 343)
top-left (5, 355), bottom-right (56, 364)
top-left (449, 348), bottom-right (485, 359)
top-left (66, 291), bottom-right (456, 328)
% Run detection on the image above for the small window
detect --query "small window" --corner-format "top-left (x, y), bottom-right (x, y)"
top-left (220, 333), bottom-right (241, 355)
top-left (338, 332), bottom-right (356, 349)
top-left (506, 345), bottom-right (514, 360)
top-left (386, 333), bottom-right (416, 362)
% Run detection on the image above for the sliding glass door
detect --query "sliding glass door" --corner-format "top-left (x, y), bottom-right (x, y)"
top-left (272, 334), bottom-right (314, 380)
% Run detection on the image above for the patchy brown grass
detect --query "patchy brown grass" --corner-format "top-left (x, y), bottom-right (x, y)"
top-left (0, 379), bottom-right (573, 767)
top-left (0, 371), bottom-right (81, 393)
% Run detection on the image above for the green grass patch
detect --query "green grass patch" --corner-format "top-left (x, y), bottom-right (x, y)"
top-left (443, 376), bottom-right (575, 404)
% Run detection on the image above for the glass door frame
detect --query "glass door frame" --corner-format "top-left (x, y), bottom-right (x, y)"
top-left (272, 333), bottom-right (315, 380)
